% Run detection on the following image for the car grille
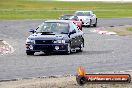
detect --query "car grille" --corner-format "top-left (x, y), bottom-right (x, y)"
top-left (35, 40), bottom-right (53, 44)
top-left (34, 45), bottom-right (54, 51)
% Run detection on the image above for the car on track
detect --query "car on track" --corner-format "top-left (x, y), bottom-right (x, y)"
top-left (75, 11), bottom-right (97, 27)
top-left (59, 14), bottom-right (82, 30)
top-left (59, 14), bottom-right (73, 20)
top-left (25, 20), bottom-right (84, 55)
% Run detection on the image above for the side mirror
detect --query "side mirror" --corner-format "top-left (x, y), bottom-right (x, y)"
top-left (68, 30), bottom-right (76, 37)
top-left (91, 14), bottom-right (94, 17)
top-left (70, 30), bottom-right (76, 34)
top-left (29, 29), bottom-right (35, 33)
top-left (80, 19), bottom-right (82, 21)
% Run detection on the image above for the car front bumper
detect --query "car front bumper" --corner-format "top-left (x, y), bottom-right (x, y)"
top-left (26, 44), bottom-right (68, 52)
top-left (80, 19), bottom-right (90, 26)
top-left (82, 21), bottom-right (90, 26)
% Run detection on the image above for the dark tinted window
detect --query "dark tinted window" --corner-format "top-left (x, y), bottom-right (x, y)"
top-left (69, 16), bottom-right (79, 21)
top-left (36, 22), bottom-right (69, 34)
top-left (75, 12), bottom-right (90, 16)
top-left (59, 15), bottom-right (73, 20)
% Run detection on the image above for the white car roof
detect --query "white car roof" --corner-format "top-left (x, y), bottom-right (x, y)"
top-left (76, 10), bottom-right (92, 12)
top-left (45, 20), bottom-right (72, 23)
top-left (75, 11), bottom-right (93, 14)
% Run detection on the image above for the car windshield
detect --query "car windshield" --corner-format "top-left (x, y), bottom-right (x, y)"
top-left (75, 12), bottom-right (90, 16)
top-left (60, 15), bottom-right (73, 20)
top-left (36, 22), bottom-right (69, 34)
top-left (69, 16), bottom-right (76, 20)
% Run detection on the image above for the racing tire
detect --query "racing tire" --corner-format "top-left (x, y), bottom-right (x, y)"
top-left (78, 42), bottom-right (84, 52)
top-left (76, 76), bottom-right (87, 86)
top-left (93, 18), bottom-right (97, 27)
top-left (87, 20), bottom-right (92, 27)
top-left (26, 51), bottom-right (34, 55)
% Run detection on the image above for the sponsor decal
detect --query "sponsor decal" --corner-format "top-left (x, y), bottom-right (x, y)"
top-left (76, 66), bottom-right (131, 85)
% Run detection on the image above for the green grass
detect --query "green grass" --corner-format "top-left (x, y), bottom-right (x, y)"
top-left (0, 0), bottom-right (132, 19)
top-left (127, 27), bottom-right (132, 32)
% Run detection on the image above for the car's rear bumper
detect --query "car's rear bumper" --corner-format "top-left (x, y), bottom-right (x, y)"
top-left (26, 44), bottom-right (68, 52)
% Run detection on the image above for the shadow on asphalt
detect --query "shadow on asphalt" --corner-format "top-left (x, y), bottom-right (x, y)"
top-left (30, 50), bottom-right (113, 56)
top-left (74, 50), bottom-right (113, 55)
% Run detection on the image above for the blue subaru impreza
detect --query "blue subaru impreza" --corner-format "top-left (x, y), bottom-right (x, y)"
top-left (26, 20), bottom-right (84, 55)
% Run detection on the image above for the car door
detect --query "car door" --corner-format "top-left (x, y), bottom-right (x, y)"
top-left (69, 23), bottom-right (78, 48)
top-left (90, 12), bottom-right (96, 24)
top-left (73, 21), bottom-right (84, 47)
top-left (71, 22), bottom-right (82, 48)
top-left (74, 27), bottom-right (84, 47)
top-left (77, 30), bottom-right (84, 46)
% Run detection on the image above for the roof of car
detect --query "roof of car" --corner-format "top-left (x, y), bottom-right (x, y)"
top-left (75, 11), bottom-right (92, 12)
top-left (62, 14), bottom-right (73, 16)
top-left (45, 20), bottom-right (72, 23)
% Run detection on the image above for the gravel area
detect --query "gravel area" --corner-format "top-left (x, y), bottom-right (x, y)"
top-left (100, 25), bottom-right (132, 36)
top-left (0, 40), bottom-right (14, 55)
top-left (0, 71), bottom-right (131, 88)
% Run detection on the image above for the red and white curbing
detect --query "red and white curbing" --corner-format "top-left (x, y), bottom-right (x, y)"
top-left (90, 28), bottom-right (117, 35)
top-left (0, 41), bottom-right (14, 55)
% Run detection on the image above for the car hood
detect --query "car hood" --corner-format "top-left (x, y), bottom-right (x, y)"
top-left (28, 33), bottom-right (68, 40)
top-left (77, 16), bottom-right (90, 20)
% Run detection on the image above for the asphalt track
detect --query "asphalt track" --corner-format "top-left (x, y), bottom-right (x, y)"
top-left (0, 18), bottom-right (132, 80)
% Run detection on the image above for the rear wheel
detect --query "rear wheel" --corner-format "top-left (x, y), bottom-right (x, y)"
top-left (93, 18), bottom-right (97, 27)
top-left (87, 20), bottom-right (92, 27)
top-left (26, 51), bottom-right (34, 55)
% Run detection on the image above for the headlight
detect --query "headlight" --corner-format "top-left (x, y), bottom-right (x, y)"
top-left (26, 38), bottom-right (35, 44)
top-left (54, 40), bottom-right (65, 44)
top-left (61, 40), bottom-right (65, 43)
top-left (75, 23), bottom-right (78, 26)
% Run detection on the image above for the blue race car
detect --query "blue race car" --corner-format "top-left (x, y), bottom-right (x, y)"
top-left (26, 20), bottom-right (84, 55)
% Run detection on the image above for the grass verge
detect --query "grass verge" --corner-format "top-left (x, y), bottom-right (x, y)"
top-left (127, 27), bottom-right (132, 32)
top-left (0, 0), bottom-right (132, 19)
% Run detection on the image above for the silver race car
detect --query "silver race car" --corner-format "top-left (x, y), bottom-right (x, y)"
top-left (75, 11), bottom-right (97, 27)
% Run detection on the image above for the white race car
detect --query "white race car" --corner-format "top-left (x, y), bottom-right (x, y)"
top-left (75, 11), bottom-right (97, 27)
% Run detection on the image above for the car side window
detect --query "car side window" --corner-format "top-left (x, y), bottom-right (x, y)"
top-left (71, 22), bottom-right (79, 33)
top-left (90, 11), bottom-right (94, 16)
top-left (75, 16), bottom-right (79, 21)
top-left (69, 22), bottom-right (77, 33)
top-left (91, 11), bottom-right (93, 14)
